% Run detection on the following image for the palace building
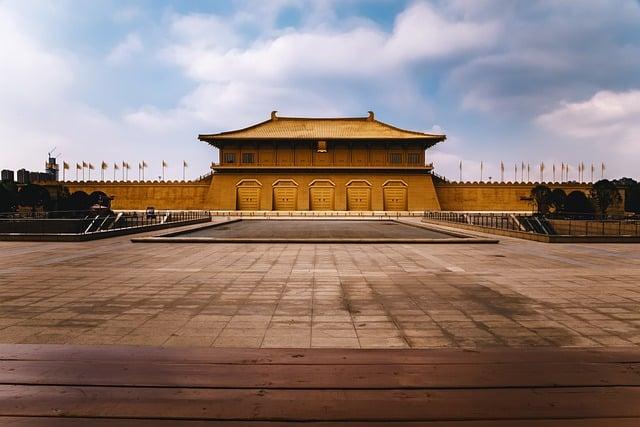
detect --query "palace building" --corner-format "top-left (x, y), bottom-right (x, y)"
top-left (62, 111), bottom-right (593, 212)
top-left (198, 111), bottom-right (445, 211)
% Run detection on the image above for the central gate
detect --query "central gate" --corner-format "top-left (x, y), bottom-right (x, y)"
top-left (309, 179), bottom-right (335, 211)
top-left (273, 179), bottom-right (298, 210)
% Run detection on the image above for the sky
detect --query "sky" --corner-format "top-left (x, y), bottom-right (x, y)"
top-left (1, 0), bottom-right (639, 182)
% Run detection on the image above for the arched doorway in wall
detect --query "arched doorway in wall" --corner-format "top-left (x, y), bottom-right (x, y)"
top-left (383, 180), bottom-right (408, 211)
top-left (236, 179), bottom-right (262, 210)
top-left (273, 179), bottom-right (298, 210)
top-left (346, 179), bottom-right (372, 211)
top-left (309, 179), bottom-right (335, 211)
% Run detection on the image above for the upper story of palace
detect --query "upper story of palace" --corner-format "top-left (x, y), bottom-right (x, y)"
top-left (199, 111), bottom-right (446, 171)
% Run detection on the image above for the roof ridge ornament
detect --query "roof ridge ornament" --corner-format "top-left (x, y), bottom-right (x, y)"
top-left (367, 111), bottom-right (375, 121)
top-left (271, 110), bottom-right (278, 120)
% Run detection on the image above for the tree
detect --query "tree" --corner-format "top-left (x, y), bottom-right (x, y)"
top-left (565, 191), bottom-right (594, 215)
top-left (549, 188), bottom-right (567, 214)
top-left (530, 184), bottom-right (552, 215)
top-left (590, 179), bottom-right (622, 218)
top-left (612, 178), bottom-right (640, 214)
top-left (89, 191), bottom-right (112, 209)
top-left (0, 183), bottom-right (17, 214)
top-left (66, 191), bottom-right (91, 214)
top-left (17, 184), bottom-right (50, 212)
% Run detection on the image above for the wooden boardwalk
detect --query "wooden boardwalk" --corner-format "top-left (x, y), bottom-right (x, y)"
top-left (1, 344), bottom-right (640, 426)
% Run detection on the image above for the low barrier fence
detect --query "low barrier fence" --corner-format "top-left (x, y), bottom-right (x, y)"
top-left (0, 211), bottom-right (211, 234)
top-left (423, 212), bottom-right (640, 237)
top-left (208, 211), bottom-right (424, 218)
top-left (423, 212), bottom-right (524, 231)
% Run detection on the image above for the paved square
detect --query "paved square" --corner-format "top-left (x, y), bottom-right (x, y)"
top-left (1, 219), bottom-right (639, 349)
top-left (173, 219), bottom-right (457, 239)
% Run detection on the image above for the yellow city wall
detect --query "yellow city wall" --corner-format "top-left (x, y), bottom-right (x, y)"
top-left (62, 177), bottom-right (606, 212)
top-left (434, 182), bottom-right (592, 211)
top-left (64, 179), bottom-right (211, 210)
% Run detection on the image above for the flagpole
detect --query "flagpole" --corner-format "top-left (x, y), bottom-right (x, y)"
top-left (183, 161), bottom-right (186, 181)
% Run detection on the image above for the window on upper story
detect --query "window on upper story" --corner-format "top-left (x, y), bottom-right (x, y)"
top-left (389, 153), bottom-right (403, 164)
top-left (407, 153), bottom-right (422, 165)
top-left (242, 152), bottom-right (256, 164)
top-left (223, 153), bottom-right (236, 163)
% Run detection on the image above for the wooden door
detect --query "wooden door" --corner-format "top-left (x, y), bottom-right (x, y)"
top-left (273, 187), bottom-right (297, 210)
top-left (383, 186), bottom-right (407, 211)
top-left (237, 187), bottom-right (260, 210)
top-left (310, 187), bottom-right (334, 210)
top-left (347, 187), bottom-right (371, 211)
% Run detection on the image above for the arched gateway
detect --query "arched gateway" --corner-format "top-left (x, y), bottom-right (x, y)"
top-left (199, 111), bottom-right (445, 211)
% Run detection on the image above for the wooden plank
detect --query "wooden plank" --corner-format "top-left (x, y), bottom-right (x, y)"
top-left (2, 360), bottom-right (640, 389)
top-left (2, 416), bottom-right (640, 427)
top-left (2, 385), bottom-right (640, 421)
top-left (2, 345), bottom-right (640, 365)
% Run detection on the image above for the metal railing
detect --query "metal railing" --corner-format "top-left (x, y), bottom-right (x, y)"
top-left (207, 211), bottom-right (425, 218)
top-left (0, 210), bottom-right (210, 234)
top-left (423, 212), bottom-right (640, 237)
top-left (423, 212), bottom-right (525, 231)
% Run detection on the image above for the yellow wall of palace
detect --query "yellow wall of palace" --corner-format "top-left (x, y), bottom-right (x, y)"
top-left (62, 177), bottom-right (612, 212)
top-left (435, 182), bottom-right (593, 211)
top-left (204, 172), bottom-right (441, 211)
top-left (64, 179), bottom-right (211, 210)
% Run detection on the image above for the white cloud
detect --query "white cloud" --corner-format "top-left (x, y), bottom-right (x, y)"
top-left (536, 90), bottom-right (640, 152)
top-left (106, 33), bottom-right (143, 65)
top-left (163, 2), bottom-right (498, 85)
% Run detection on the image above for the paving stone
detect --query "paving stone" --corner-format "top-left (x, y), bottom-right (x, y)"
top-left (1, 220), bottom-right (640, 349)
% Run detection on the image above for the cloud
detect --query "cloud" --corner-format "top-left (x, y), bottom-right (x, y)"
top-left (446, 1), bottom-right (640, 115)
top-left (536, 90), bottom-right (640, 153)
top-left (106, 33), bottom-right (143, 64)
top-left (163, 2), bottom-right (498, 85)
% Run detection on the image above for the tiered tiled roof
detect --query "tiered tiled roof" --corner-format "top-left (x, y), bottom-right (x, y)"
top-left (199, 111), bottom-right (445, 146)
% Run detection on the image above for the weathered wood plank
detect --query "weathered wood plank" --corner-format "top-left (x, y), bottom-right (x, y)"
top-left (1, 345), bottom-right (640, 365)
top-left (1, 360), bottom-right (640, 389)
top-left (2, 416), bottom-right (640, 426)
top-left (2, 385), bottom-right (640, 421)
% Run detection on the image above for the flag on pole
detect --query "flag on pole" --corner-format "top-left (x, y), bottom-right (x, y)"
top-left (459, 160), bottom-right (462, 182)
top-left (183, 160), bottom-right (188, 181)
top-left (480, 161), bottom-right (484, 182)
top-left (590, 163), bottom-right (594, 183)
top-left (113, 162), bottom-right (119, 181)
top-left (62, 161), bottom-right (69, 181)
top-left (601, 162), bottom-right (605, 179)
top-left (527, 163), bottom-right (530, 182)
top-left (521, 161), bottom-right (525, 182)
top-left (540, 162), bottom-right (545, 182)
top-left (500, 161), bottom-right (504, 182)
top-left (141, 161), bottom-right (147, 180)
top-left (161, 160), bottom-right (167, 181)
top-left (514, 163), bottom-right (518, 182)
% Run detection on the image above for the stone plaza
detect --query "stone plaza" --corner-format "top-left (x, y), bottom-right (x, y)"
top-left (1, 219), bottom-right (639, 350)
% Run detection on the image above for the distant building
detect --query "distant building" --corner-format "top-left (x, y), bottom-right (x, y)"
top-left (45, 156), bottom-right (59, 181)
top-left (17, 169), bottom-right (30, 184)
top-left (1, 170), bottom-right (14, 182)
